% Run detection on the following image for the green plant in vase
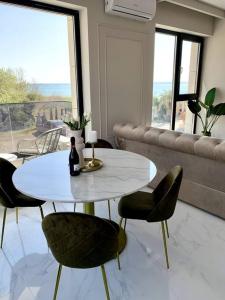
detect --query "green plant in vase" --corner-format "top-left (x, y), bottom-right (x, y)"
top-left (188, 88), bottom-right (225, 136)
top-left (63, 113), bottom-right (91, 131)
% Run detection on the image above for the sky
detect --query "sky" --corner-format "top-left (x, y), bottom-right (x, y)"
top-left (0, 2), bottom-right (71, 83)
top-left (154, 32), bottom-right (192, 83)
top-left (0, 2), bottom-right (193, 85)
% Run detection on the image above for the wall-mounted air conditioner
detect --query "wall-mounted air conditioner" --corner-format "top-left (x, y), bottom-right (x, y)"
top-left (105, 0), bottom-right (156, 22)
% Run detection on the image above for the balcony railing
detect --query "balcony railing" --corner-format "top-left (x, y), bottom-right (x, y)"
top-left (0, 101), bottom-right (72, 153)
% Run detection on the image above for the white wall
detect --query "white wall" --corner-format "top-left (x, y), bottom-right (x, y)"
top-left (200, 18), bottom-right (225, 138)
top-left (156, 2), bottom-right (214, 36)
top-left (47, 0), bottom-right (214, 141)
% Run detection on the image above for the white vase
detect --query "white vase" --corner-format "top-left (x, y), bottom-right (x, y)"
top-left (67, 129), bottom-right (85, 168)
top-left (67, 128), bottom-right (81, 138)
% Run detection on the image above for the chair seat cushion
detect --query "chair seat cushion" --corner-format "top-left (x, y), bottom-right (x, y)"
top-left (15, 192), bottom-right (45, 207)
top-left (118, 191), bottom-right (155, 220)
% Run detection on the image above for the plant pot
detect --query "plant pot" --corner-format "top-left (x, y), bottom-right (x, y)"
top-left (67, 129), bottom-right (83, 139)
top-left (202, 131), bottom-right (211, 137)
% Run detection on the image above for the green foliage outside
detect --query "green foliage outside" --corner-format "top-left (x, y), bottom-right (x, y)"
top-left (153, 90), bottom-right (172, 122)
top-left (0, 68), bottom-right (42, 104)
top-left (0, 68), bottom-right (72, 132)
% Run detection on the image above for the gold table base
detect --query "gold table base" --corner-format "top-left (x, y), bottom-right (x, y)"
top-left (83, 202), bottom-right (127, 254)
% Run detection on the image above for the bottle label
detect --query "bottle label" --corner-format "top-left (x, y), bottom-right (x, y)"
top-left (74, 164), bottom-right (80, 172)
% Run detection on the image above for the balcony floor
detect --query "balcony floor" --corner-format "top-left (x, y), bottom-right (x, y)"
top-left (0, 199), bottom-right (224, 300)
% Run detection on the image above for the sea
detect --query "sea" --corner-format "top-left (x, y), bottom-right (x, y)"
top-left (30, 82), bottom-right (188, 98)
top-left (153, 82), bottom-right (188, 96)
top-left (30, 83), bottom-right (72, 97)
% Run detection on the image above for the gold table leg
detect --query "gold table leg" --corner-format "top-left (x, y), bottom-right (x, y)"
top-left (83, 203), bottom-right (95, 215)
top-left (83, 202), bottom-right (127, 255)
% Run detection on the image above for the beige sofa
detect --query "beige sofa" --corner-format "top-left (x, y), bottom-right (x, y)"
top-left (113, 123), bottom-right (225, 220)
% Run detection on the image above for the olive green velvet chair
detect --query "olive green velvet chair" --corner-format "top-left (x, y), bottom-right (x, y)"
top-left (118, 165), bottom-right (183, 269)
top-left (42, 212), bottom-right (120, 300)
top-left (0, 157), bottom-right (55, 249)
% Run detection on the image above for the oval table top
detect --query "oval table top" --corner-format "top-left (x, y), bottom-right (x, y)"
top-left (13, 149), bottom-right (157, 203)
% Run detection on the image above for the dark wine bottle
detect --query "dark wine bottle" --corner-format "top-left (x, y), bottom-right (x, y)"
top-left (69, 137), bottom-right (80, 176)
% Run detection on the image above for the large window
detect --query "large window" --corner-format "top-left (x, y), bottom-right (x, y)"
top-left (0, 0), bottom-right (83, 153)
top-left (152, 28), bottom-right (204, 133)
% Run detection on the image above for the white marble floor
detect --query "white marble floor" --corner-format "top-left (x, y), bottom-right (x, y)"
top-left (0, 199), bottom-right (225, 300)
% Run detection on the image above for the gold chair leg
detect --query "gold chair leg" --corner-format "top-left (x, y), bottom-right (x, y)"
top-left (119, 218), bottom-right (123, 229)
top-left (107, 200), bottom-right (111, 220)
top-left (16, 207), bottom-right (19, 224)
top-left (165, 220), bottom-right (169, 238)
top-left (53, 203), bottom-right (57, 213)
top-left (1, 208), bottom-right (7, 249)
top-left (74, 203), bottom-right (76, 212)
top-left (124, 219), bottom-right (127, 231)
top-left (100, 265), bottom-right (110, 300)
top-left (39, 206), bottom-right (44, 220)
top-left (53, 264), bottom-right (62, 300)
top-left (116, 252), bottom-right (121, 270)
top-left (161, 221), bottom-right (169, 269)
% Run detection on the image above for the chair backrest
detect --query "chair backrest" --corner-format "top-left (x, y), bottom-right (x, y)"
top-left (85, 139), bottom-right (113, 149)
top-left (36, 127), bottom-right (62, 154)
top-left (42, 212), bottom-right (118, 269)
top-left (0, 158), bottom-right (17, 208)
top-left (147, 165), bottom-right (183, 222)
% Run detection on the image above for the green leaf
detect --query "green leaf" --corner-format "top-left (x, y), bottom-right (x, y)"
top-left (212, 103), bottom-right (225, 116)
top-left (188, 100), bottom-right (201, 114)
top-left (205, 88), bottom-right (216, 106)
top-left (206, 106), bottom-right (213, 118)
top-left (199, 100), bottom-right (208, 109)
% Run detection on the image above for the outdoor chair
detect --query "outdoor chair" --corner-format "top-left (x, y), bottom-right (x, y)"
top-left (17, 127), bottom-right (62, 163)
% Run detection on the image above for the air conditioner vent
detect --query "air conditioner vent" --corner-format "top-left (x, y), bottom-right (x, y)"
top-left (105, 0), bottom-right (156, 22)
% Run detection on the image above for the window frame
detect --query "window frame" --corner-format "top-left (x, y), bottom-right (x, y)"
top-left (155, 28), bottom-right (204, 133)
top-left (0, 0), bottom-right (84, 119)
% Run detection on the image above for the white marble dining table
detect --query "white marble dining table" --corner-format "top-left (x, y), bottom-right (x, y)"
top-left (13, 148), bottom-right (156, 252)
top-left (13, 148), bottom-right (157, 207)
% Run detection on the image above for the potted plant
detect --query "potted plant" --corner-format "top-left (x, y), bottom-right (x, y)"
top-left (188, 88), bottom-right (225, 136)
top-left (63, 113), bottom-right (91, 139)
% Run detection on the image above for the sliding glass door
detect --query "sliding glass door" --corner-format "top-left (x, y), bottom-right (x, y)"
top-left (0, 0), bottom-right (83, 154)
top-left (152, 29), bottom-right (204, 133)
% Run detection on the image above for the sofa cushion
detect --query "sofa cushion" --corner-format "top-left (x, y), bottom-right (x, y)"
top-left (175, 134), bottom-right (198, 154)
top-left (113, 123), bottom-right (147, 142)
top-left (158, 130), bottom-right (182, 149)
top-left (215, 141), bottom-right (225, 162)
top-left (194, 137), bottom-right (221, 160)
top-left (144, 127), bottom-right (165, 145)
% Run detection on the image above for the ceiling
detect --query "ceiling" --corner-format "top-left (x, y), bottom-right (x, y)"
top-left (199, 0), bottom-right (225, 10)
